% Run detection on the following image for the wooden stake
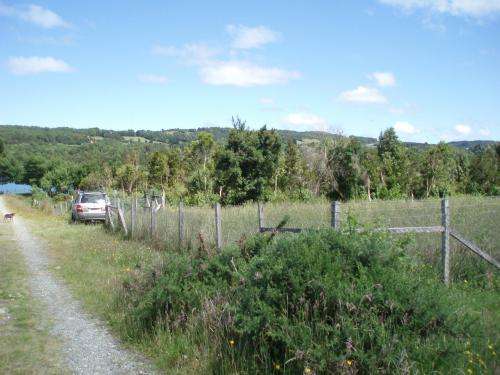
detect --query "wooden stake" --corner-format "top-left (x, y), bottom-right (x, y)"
top-left (130, 198), bottom-right (137, 238)
top-left (441, 198), bottom-right (450, 286)
top-left (215, 203), bottom-right (222, 252)
top-left (258, 202), bottom-right (264, 232)
top-left (106, 205), bottom-right (115, 231)
top-left (117, 204), bottom-right (128, 236)
top-left (331, 201), bottom-right (340, 230)
top-left (178, 201), bottom-right (184, 247)
top-left (150, 203), bottom-right (156, 239)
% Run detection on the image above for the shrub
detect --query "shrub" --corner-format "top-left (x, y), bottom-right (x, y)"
top-left (118, 229), bottom-right (494, 374)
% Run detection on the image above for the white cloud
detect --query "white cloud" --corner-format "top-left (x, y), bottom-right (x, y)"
top-left (200, 60), bottom-right (300, 87)
top-left (20, 5), bottom-right (69, 28)
top-left (378, 0), bottom-right (500, 18)
top-left (394, 121), bottom-right (419, 134)
top-left (260, 98), bottom-right (275, 105)
top-left (370, 71), bottom-right (396, 86)
top-left (6, 56), bottom-right (73, 75)
top-left (339, 86), bottom-right (387, 104)
top-left (283, 112), bottom-right (329, 131)
top-left (454, 123), bottom-right (471, 135)
top-left (153, 26), bottom-right (297, 87)
top-left (138, 74), bottom-right (168, 84)
top-left (152, 43), bottom-right (218, 65)
top-left (226, 25), bottom-right (280, 49)
top-left (0, 3), bottom-right (69, 28)
top-left (479, 128), bottom-right (491, 137)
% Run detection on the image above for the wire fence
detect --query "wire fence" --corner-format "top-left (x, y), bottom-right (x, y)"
top-left (48, 194), bottom-right (499, 283)
top-left (100, 196), bottom-right (498, 257)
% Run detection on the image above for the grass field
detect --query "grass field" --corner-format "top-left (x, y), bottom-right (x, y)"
top-left (0, 219), bottom-right (67, 374)
top-left (9, 194), bottom-right (500, 373)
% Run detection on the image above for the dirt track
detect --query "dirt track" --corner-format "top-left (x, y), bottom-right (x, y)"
top-left (0, 198), bottom-right (155, 374)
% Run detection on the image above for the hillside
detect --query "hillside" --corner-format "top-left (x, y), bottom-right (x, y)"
top-left (0, 124), bottom-right (495, 149)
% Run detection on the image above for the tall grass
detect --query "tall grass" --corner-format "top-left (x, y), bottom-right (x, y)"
top-left (113, 196), bottom-right (499, 257)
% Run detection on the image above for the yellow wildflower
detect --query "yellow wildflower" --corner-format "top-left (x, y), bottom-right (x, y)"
top-left (346, 359), bottom-right (353, 366)
top-left (304, 367), bottom-right (312, 374)
top-left (274, 363), bottom-right (281, 370)
top-left (229, 339), bottom-right (235, 347)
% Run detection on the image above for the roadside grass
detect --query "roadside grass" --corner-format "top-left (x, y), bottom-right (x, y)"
top-left (3, 195), bottom-right (210, 374)
top-left (4, 195), bottom-right (499, 373)
top-left (0, 220), bottom-right (67, 374)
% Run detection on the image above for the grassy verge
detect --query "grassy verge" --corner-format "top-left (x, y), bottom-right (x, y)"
top-left (0, 217), bottom-right (67, 374)
top-left (3, 195), bottom-right (209, 373)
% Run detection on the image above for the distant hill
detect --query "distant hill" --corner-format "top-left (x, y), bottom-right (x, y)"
top-left (0, 124), bottom-right (495, 150)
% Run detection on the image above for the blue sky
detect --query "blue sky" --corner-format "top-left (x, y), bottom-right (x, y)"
top-left (1, 0), bottom-right (499, 142)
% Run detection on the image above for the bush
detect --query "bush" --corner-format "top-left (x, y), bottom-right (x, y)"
top-left (118, 229), bottom-right (494, 374)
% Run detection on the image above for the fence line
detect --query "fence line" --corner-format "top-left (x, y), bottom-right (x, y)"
top-left (100, 197), bottom-right (499, 285)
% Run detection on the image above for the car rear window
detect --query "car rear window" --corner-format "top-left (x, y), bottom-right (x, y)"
top-left (81, 194), bottom-right (106, 204)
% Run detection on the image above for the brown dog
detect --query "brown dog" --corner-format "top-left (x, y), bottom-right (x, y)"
top-left (3, 213), bottom-right (15, 222)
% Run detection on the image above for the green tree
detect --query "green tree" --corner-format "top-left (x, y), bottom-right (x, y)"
top-left (116, 163), bottom-right (144, 194)
top-left (190, 132), bottom-right (216, 193)
top-left (376, 128), bottom-right (408, 198)
top-left (215, 118), bottom-right (283, 204)
top-left (148, 151), bottom-right (168, 188)
top-left (22, 156), bottom-right (47, 186)
top-left (40, 165), bottom-right (73, 194)
top-left (0, 157), bottom-right (23, 181)
top-left (421, 143), bottom-right (457, 197)
top-left (468, 145), bottom-right (499, 195)
top-left (327, 139), bottom-right (364, 200)
top-left (279, 139), bottom-right (304, 193)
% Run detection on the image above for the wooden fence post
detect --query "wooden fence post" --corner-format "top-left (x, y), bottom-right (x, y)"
top-left (331, 201), bottom-right (340, 230)
top-left (150, 203), bottom-right (157, 239)
top-left (178, 201), bottom-right (184, 247)
top-left (105, 205), bottom-right (109, 226)
top-left (131, 197), bottom-right (137, 238)
top-left (117, 203), bottom-right (128, 236)
top-left (215, 203), bottom-right (222, 252)
top-left (441, 198), bottom-right (450, 286)
top-left (258, 202), bottom-right (264, 233)
top-left (106, 205), bottom-right (115, 231)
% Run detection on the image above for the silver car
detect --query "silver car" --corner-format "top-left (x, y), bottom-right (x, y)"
top-left (71, 191), bottom-right (109, 222)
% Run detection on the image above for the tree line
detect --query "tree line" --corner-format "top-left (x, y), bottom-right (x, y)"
top-left (0, 118), bottom-right (498, 204)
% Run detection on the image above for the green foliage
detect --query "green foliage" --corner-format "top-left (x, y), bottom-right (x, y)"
top-left (327, 139), bottom-right (364, 200)
top-left (215, 118), bottom-right (282, 204)
top-left (22, 156), bottom-right (48, 186)
top-left (421, 143), bottom-right (458, 197)
top-left (0, 123), bottom-right (498, 203)
top-left (468, 145), bottom-right (499, 195)
top-left (118, 230), bottom-right (494, 373)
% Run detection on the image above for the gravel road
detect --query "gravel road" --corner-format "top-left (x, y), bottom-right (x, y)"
top-left (0, 198), bottom-right (155, 374)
